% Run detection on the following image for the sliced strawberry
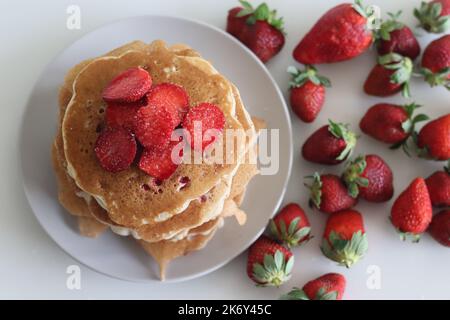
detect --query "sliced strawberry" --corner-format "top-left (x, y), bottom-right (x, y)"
top-left (105, 97), bottom-right (147, 131)
top-left (135, 103), bottom-right (176, 149)
top-left (94, 127), bottom-right (137, 173)
top-left (102, 67), bottom-right (152, 103)
top-left (138, 141), bottom-right (184, 180)
top-left (182, 103), bottom-right (225, 151)
top-left (147, 83), bottom-right (190, 127)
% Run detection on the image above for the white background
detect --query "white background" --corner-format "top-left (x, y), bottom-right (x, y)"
top-left (1, 0), bottom-right (449, 299)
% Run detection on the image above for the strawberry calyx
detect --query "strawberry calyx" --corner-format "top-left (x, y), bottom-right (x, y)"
top-left (236, 0), bottom-right (285, 32)
top-left (420, 67), bottom-right (450, 89)
top-left (269, 217), bottom-right (311, 248)
top-left (342, 155), bottom-right (370, 199)
top-left (287, 65), bottom-right (331, 89)
top-left (321, 230), bottom-right (368, 268)
top-left (414, 1), bottom-right (450, 34)
top-left (378, 53), bottom-right (414, 98)
top-left (376, 11), bottom-right (405, 42)
top-left (352, 0), bottom-right (378, 37)
top-left (304, 172), bottom-right (323, 209)
top-left (392, 224), bottom-right (423, 243)
top-left (328, 120), bottom-right (358, 161)
top-left (251, 250), bottom-right (294, 287)
top-left (282, 287), bottom-right (338, 300)
top-left (390, 103), bottom-right (430, 155)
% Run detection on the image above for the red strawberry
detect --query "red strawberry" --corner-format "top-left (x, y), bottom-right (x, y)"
top-left (391, 178), bottom-right (433, 242)
top-left (321, 210), bottom-right (368, 267)
top-left (343, 154), bottom-right (394, 202)
top-left (376, 11), bottom-right (421, 60)
top-left (428, 210), bottom-right (450, 247)
top-left (417, 114), bottom-right (450, 160)
top-left (147, 83), bottom-right (190, 127)
top-left (306, 173), bottom-right (357, 214)
top-left (105, 97), bottom-right (148, 131)
top-left (287, 65), bottom-right (331, 123)
top-left (246, 235), bottom-right (294, 286)
top-left (425, 165), bottom-right (450, 207)
top-left (135, 103), bottom-right (175, 150)
top-left (269, 203), bottom-right (311, 248)
top-left (420, 35), bottom-right (450, 88)
top-left (102, 67), bottom-right (152, 103)
top-left (282, 273), bottom-right (346, 300)
top-left (244, 20), bottom-right (285, 63)
top-left (414, 0), bottom-right (450, 33)
top-left (94, 127), bottom-right (137, 173)
top-left (226, 7), bottom-right (251, 39)
top-left (359, 103), bottom-right (429, 149)
top-left (293, 1), bottom-right (374, 64)
top-left (182, 103), bottom-right (225, 152)
top-left (302, 120), bottom-right (358, 165)
top-left (364, 53), bottom-right (413, 97)
top-left (138, 140), bottom-right (183, 180)
top-left (226, 1), bottom-right (285, 63)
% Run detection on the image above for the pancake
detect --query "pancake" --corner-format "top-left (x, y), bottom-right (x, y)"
top-left (56, 43), bottom-right (256, 240)
top-left (62, 41), bottom-right (247, 228)
top-left (139, 198), bottom-right (243, 280)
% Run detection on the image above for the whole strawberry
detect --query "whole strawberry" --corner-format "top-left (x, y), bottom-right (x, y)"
top-left (429, 210), bottom-right (450, 247)
top-left (321, 210), bottom-right (368, 268)
top-left (282, 273), bottom-right (346, 300)
top-left (227, 7), bottom-right (251, 39)
top-left (287, 65), bottom-right (331, 123)
top-left (391, 178), bottom-right (433, 242)
top-left (247, 235), bottom-right (294, 286)
top-left (359, 103), bottom-right (429, 149)
top-left (425, 164), bottom-right (450, 207)
top-left (269, 203), bottom-right (312, 248)
top-left (226, 1), bottom-right (285, 63)
top-left (420, 35), bottom-right (450, 88)
top-left (364, 53), bottom-right (413, 98)
top-left (302, 120), bottom-right (358, 165)
top-left (293, 0), bottom-right (374, 64)
top-left (343, 154), bottom-right (394, 202)
top-left (305, 173), bottom-right (357, 214)
top-left (414, 0), bottom-right (450, 33)
top-left (376, 11), bottom-right (421, 60)
top-left (416, 114), bottom-right (450, 160)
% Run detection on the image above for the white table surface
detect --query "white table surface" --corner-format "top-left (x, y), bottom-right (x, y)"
top-left (1, 0), bottom-right (448, 299)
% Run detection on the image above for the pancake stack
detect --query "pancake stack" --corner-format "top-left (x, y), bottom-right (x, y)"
top-left (51, 40), bottom-right (264, 279)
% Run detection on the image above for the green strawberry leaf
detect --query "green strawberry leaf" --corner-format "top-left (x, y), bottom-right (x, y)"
top-left (321, 231), bottom-right (368, 268)
top-left (287, 65), bottom-right (331, 88)
top-left (280, 288), bottom-right (310, 300)
top-left (328, 120), bottom-right (358, 161)
top-left (305, 172), bottom-right (322, 209)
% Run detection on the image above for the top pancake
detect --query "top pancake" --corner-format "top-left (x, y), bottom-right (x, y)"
top-left (62, 40), bottom-right (247, 228)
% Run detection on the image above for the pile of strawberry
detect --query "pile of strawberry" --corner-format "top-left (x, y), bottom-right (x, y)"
top-left (230, 0), bottom-right (450, 299)
top-left (94, 67), bottom-right (225, 180)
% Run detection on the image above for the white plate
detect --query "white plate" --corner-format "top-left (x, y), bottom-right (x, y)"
top-left (20, 15), bottom-right (292, 282)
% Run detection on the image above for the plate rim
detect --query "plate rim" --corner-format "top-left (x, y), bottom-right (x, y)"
top-left (19, 14), bottom-right (293, 283)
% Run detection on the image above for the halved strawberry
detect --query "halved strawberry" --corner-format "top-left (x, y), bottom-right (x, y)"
top-left (94, 127), bottom-right (137, 173)
top-left (102, 67), bottom-right (152, 103)
top-left (138, 140), bottom-right (184, 180)
top-left (147, 83), bottom-right (190, 127)
top-left (182, 103), bottom-right (226, 151)
top-left (105, 97), bottom-right (148, 131)
top-left (135, 103), bottom-right (176, 149)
